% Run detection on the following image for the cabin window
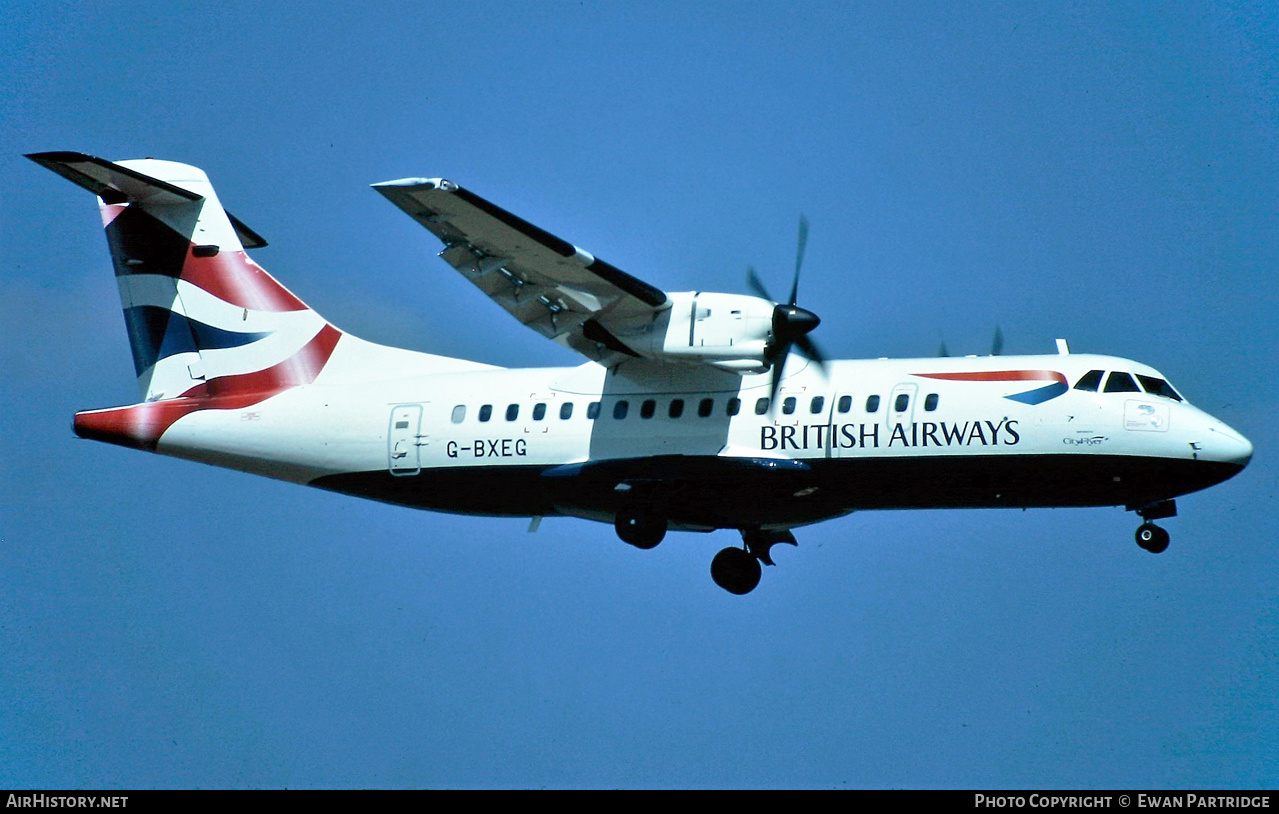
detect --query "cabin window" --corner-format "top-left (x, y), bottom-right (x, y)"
top-left (451, 405), bottom-right (466, 424)
top-left (478, 404), bottom-right (492, 422)
top-left (587, 401), bottom-right (600, 420)
top-left (640, 399), bottom-right (656, 419)
top-left (698, 398), bottom-right (714, 417)
top-left (866, 395), bottom-right (880, 413)
top-left (894, 394), bottom-right (909, 412)
top-left (810, 396), bottom-right (825, 414)
top-left (613, 400), bottom-right (629, 420)
top-left (924, 393), bottom-right (939, 412)
top-left (669, 399), bottom-right (685, 418)
top-left (726, 398), bottom-right (741, 416)
top-left (1104, 372), bottom-right (1140, 393)
top-left (837, 395), bottom-right (852, 413)
top-left (1074, 370), bottom-right (1103, 392)
top-left (532, 403), bottom-right (547, 421)
top-left (560, 402), bottom-right (574, 420)
top-left (505, 404), bottom-right (519, 421)
top-left (782, 397), bottom-right (796, 415)
top-left (1136, 375), bottom-right (1184, 402)
top-left (755, 398), bottom-right (770, 415)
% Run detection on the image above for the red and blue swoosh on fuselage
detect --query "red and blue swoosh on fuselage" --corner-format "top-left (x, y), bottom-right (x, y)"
top-left (912, 370), bottom-right (1069, 405)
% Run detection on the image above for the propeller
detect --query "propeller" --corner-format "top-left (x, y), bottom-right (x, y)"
top-left (936, 328), bottom-right (1002, 357)
top-left (746, 215), bottom-right (826, 402)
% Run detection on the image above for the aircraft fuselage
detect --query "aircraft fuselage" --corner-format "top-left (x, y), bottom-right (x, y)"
top-left (78, 349), bottom-right (1251, 534)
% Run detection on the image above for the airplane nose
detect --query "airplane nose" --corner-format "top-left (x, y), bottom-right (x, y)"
top-left (1205, 421), bottom-right (1253, 469)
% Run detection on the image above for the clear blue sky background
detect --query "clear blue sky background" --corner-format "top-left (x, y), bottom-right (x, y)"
top-left (2, 0), bottom-right (1276, 789)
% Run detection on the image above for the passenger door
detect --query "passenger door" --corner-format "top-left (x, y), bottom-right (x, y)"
top-left (388, 404), bottom-right (424, 476)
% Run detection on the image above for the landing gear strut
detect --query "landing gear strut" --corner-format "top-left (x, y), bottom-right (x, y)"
top-left (710, 529), bottom-right (798, 595)
top-left (1132, 499), bottom-right (1175, 554)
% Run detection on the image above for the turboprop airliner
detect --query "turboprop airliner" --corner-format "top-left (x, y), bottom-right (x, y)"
top-left (28, 151), bottom-right (1253, 594)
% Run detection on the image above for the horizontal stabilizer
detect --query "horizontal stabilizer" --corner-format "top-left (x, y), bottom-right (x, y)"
top-left (26, 152), bottom-right (266, 248)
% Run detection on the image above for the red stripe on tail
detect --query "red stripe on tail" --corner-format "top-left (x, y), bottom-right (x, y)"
top-left (74, 325), bottom-right (343, 450)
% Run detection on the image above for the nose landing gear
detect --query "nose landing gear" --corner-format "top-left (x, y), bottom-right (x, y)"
top-left (1132, 499), bottom-right (1176, 554)
top-left (1135, 522), bottom-right (1170, 553)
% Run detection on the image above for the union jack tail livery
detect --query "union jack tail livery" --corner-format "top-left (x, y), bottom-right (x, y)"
top-left (30, 152), bottom-right (340, 405)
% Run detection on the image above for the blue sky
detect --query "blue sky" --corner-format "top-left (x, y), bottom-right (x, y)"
top-left (2, 0), bottom-right (1276, 788)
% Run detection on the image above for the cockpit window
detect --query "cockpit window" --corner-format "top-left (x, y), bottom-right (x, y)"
top-left (1136, 375), bottom-right (1184, 402)
top-left (1103, 372), bottom-right (1140, 393)
top-left (1073, 370), bottom-right (1103, 392)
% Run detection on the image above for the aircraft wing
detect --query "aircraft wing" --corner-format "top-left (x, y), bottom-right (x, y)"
top-left (373, 178), bottom-right (669, 364)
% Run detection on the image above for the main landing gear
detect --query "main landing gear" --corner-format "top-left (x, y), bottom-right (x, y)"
top-left (614, 506), bottom-right (667, 550)
top-left (1133, 499), bottom-right (1176, 554)
top-left (611, 504), bottom-right (796, 594)
top-left (710, 529), bottom-right (798, 595)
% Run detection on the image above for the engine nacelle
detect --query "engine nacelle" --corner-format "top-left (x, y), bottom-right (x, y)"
top-left (618, 291), bottom-right (775, 373)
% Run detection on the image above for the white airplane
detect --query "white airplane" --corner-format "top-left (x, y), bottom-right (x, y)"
top-left (29, 151), bottom-right (1254, 594)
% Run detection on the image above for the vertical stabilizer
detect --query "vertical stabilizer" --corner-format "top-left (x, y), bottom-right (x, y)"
top-left (27, 152), bottom-right (340, 404)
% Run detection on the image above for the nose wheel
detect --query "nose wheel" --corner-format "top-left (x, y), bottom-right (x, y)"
top-left (1135, 522), bottom-right (1170, 554)
top-left (1132, 499), bottom-right (1175, 554)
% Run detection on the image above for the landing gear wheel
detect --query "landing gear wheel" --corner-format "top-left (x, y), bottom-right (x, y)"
top-left (615, 509), bottom-right (666, 549)
top-left (711, 547), bottom-right (762, 595)
top-left (1135, 522), bottom-right (1170, 554)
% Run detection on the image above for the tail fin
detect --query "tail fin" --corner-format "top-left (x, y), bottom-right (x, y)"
top-left (27, 152), bottom-right (341, 403)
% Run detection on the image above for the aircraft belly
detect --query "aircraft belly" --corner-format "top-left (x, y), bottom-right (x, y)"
top-left (311, 465), bottom-right (556, 517)
top-left (305, 451), bottom-right (1243, 529)
top-left (809, 453), bottom-right (1242, 511)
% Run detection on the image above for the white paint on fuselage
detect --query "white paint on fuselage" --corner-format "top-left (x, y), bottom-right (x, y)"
top-left (154, 348), bottom-right (1251, 498)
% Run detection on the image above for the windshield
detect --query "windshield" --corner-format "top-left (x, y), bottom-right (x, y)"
top-left (1136, 374), bottom-right (1183, 402)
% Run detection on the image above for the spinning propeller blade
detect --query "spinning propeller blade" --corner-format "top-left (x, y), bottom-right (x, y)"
top-left (747, 215), bottom-right (825, 403)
